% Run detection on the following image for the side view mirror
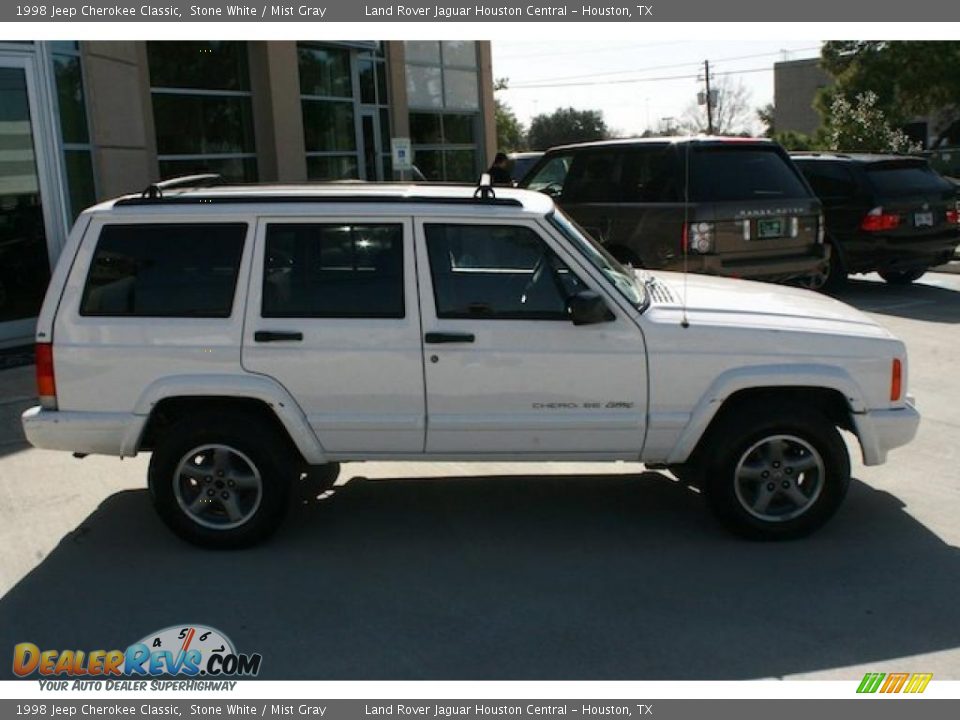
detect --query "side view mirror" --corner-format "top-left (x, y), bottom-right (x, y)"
top-left (567, 290), bottom-right (613, 326)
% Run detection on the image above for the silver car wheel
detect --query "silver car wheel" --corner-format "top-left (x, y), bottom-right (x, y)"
top-left (173, 444), bottom-right (263, 530)
top-left (733, 434), bottom-right (825, 523)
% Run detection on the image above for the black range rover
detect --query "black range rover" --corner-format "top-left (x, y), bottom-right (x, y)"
top-left (791, 152), bottom-right (960, 288)
top-left (518, 137), bottom-right (829, 287)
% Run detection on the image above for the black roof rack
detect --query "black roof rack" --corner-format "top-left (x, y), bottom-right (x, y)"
top-left (116, 174), bottom-right (524, 208)
top-left (139, 174), bottom-right (223, 200)
top-left (115, 193), bottom-right (525, 208)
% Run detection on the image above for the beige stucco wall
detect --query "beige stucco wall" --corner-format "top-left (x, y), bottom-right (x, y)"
top-left (80, 42), bottom-right (158, 199)
top-left (249, 41), bottom-right (307, 182)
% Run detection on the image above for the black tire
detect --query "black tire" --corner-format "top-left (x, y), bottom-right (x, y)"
top-left (818, 242), bottom-right (847, 293)
top-left (702, 407), bottom-right (850, 540)
top-left (879, 268), bottom-right (926, 285)
top-left (148, 412), bottom-right (295, 549)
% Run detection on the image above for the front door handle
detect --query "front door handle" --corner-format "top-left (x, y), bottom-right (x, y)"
top-left (424, 332), bottom-right (475, 344)
top-left (254, 330), bottom-right (303, 343)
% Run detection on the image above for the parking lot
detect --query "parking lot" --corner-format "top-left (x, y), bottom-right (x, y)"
top-left (1, 270), bottom-right (959, 681)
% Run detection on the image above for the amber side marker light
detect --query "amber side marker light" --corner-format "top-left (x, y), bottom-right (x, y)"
top-left (891, 358), bottom-right (903, 402)
top-left (36, 342), bottom-right (57, 410)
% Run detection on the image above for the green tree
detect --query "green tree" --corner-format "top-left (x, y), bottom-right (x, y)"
top-left (818, 41), bottom-right (960, 147)
top-left (821, 91), bottom-right (920, 154)
top-left (493, 78), bottom-right (526, 152)
top-left (771, 130), bottom-right (815, 151)
top-left (527, 107), bottom-right (608, 150)
top-left (757, 103), bottom-right (775, 137)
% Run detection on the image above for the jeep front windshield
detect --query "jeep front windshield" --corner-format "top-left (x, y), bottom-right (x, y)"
top-left (548, 209), bottom-right (646, 309)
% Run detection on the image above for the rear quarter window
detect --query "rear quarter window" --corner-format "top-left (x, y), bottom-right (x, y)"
top-left (865, 162), bottom-right (953, 196)
top-left (690, 146), bottom-right (811, 202)
top-left (80, 223), bottom-right (247, 317)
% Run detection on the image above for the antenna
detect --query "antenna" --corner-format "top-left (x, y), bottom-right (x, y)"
top-left (680, 138), bottom-right (691, 329)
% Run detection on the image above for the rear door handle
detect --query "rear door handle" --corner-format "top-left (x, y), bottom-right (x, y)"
top-left (254, 330), bottom-right (303, 343)
top-left (424, 332), bottom-right (475, 344)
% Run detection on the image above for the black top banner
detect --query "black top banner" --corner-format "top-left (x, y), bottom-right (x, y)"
top-left (3, 0), bottom-right (957, 22)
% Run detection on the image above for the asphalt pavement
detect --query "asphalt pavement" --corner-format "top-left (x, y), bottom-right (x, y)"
top-left (0, 271), bottom-right (958, 681)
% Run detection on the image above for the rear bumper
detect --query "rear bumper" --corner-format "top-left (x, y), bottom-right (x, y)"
top-left (843, 233), bottom-right (960, 274)
top-left (21, 406), bottom-right (145, 457)
top-left (664, 245), bottom-right (829, 282)
top-left (852, 398), bottom-right (921, 466)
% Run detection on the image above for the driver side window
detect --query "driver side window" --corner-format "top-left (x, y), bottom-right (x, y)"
top-left (424, 224), bottom-right (583, 320)
top-left (524, 155), bottom-right (573, 197)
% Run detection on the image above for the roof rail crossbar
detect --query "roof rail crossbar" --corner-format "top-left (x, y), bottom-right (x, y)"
top-left (474, 173), bottom-right (496, 201)
top-left (140, 173), bottom-right (223, 200)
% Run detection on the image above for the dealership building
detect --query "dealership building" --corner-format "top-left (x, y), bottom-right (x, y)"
top-left (0, 40), bottom-right (497, 347)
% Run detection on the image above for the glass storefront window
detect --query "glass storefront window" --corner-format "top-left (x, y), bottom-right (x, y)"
top-left (159, 156), bottom-right (259, 182)
top-left (405, 41), bottom-right (441, 64)
top-left (298, 45), bottom-right (352, 99)
top-left (50, 42), bottom-right (96, 219)
top-left (405, 65), bottom-right (443, 109)
top-left (306, 155), bottom-right (359, 181)
top-left (148, 41), bottom-right (251, 92)
top-left (441, 41), bottom-right (477, 68)
top-left (405, 41), bottom-right (481, 180)
top-left (52, 54), bottom-right (88, 144)
top-left (148, 41), bottom-right (258, 182)
top-left (302, 100), bottom-right (356, 153)
top-left (153, 94), bottom-right (256, 156)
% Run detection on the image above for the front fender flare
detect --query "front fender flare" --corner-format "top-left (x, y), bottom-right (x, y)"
top-left (664, 364), bottom-right (868, 465)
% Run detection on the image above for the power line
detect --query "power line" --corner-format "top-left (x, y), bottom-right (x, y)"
top-left (508, 47), bottom-right (821, 88)
top-left (496, 39), bottom-right (692, 60)
top-left (506, 65), bottom-right (776, 91)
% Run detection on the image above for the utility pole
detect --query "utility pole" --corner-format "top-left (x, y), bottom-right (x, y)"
top-left (704, 59), bottom-right (714, 135)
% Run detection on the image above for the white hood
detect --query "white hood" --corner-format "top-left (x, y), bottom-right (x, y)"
top-left (648, 271), bottom-right (893, 339)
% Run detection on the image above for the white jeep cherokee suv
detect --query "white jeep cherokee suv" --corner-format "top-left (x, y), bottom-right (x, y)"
top-left (22, 179), bottom-right (920, 548)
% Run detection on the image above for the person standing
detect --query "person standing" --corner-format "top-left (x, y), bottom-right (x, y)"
top-left (486, 152), bottom-right (513, 186)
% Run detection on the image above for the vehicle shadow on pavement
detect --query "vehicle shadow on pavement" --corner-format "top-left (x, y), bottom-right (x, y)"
top-left (833, 277), bottom-right (960, 323)
top-left (1, 472), bottom-right (958, 680)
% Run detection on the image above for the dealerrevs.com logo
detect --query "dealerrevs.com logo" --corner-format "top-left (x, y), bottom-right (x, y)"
top-left (857, 672), bottom-right (933, 694)
top-left (13, 625), bottom-right (262, 679)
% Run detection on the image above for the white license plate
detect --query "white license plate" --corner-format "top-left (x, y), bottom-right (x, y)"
top-left (914, 211), bottom-right (934, 227)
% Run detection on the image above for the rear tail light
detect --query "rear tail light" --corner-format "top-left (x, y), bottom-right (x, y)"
top-left (861, 206), bottom-right (900, 232)
top-left (947, 201), bottom-right (959, 225)
top-left (683, 222), bottom-right (715, 254)
top-left (790, 217), bottom-right (799, 238)
top-left (891, 358), bottom-right (903, 403)
top-left (36, 342), bottom-right (57, 410)
top-left (817, 213), bottom-right (825, 244)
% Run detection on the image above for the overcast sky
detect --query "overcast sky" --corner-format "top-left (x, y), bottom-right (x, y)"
top-left (491, 39), bottom-right (822, 137)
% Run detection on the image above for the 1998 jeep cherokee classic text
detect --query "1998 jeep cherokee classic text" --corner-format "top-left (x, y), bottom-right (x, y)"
top-left (22, 181), bottom-right (920, 547)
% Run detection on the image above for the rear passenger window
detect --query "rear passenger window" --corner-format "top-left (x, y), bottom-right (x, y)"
top-left (797, 162), bottom-right (858, 198)
top-left (563, 151), bottom-right (623, 203)
top-left (620, 146), bottom-right (678, 202)
top-left (80, 224), bottom-right (246, 317)
top-left (425, 224), bottom-right (583, 320)
top-left (263, 224), bottom-right (404, 318)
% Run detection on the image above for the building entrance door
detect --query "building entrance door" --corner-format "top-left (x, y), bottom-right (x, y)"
top-left (0, 54), bottom-right (59, 349)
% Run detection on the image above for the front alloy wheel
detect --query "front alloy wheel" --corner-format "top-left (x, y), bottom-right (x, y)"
top-left (703, 407), bottom-right (850, 539)
top-left (733, 435), bottom-right (824, 523)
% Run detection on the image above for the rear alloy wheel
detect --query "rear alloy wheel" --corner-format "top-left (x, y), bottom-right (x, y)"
top-left (879, 268), bottom-right (927, 285)
top-left (703, 408), bottom-right (850, 540)
top-left (149, 413), bottom-right (294, 548)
